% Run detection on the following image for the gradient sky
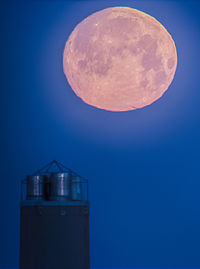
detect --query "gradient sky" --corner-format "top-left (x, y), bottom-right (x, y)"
top-left (1, 0), bottom-right (200, 268)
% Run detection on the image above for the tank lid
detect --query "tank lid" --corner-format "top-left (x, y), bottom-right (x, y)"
top-left (50, 172), bottom-right (71, 177)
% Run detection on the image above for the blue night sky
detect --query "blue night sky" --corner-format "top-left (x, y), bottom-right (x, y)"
top-left (1, 0), bottom-right (200, 268)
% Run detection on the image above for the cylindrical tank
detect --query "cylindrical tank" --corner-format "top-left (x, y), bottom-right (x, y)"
top-left (49, 172), bottom-right (72, 201)
top-left (71, 176), bottom-right (82, 201)
top-left (26, 175), bottom-right (45, 200)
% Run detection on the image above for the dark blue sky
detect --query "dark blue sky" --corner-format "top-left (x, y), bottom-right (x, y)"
top-left (1, 0), bottom-right (200, 268)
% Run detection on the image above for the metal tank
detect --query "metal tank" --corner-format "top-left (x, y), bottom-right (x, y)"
top-left (26, 175), bottom-right (45, 200)
top-left (49, 172), bottom-right (72, 201)
top-left (71, 175), bottom-right (83, 201)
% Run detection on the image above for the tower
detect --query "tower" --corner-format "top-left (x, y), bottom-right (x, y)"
top-left (19, 160), bottom-right (90, 269)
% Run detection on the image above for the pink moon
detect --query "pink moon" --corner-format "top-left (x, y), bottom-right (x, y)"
top-left (63, 7), bottom-right (177, 111)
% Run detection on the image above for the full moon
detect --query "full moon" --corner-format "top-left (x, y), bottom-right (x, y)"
top-left (63, 7), bottom-right (177, 111)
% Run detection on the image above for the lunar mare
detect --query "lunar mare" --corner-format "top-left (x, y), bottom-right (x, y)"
top-left (63, 7), bottom-right (177, 111)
